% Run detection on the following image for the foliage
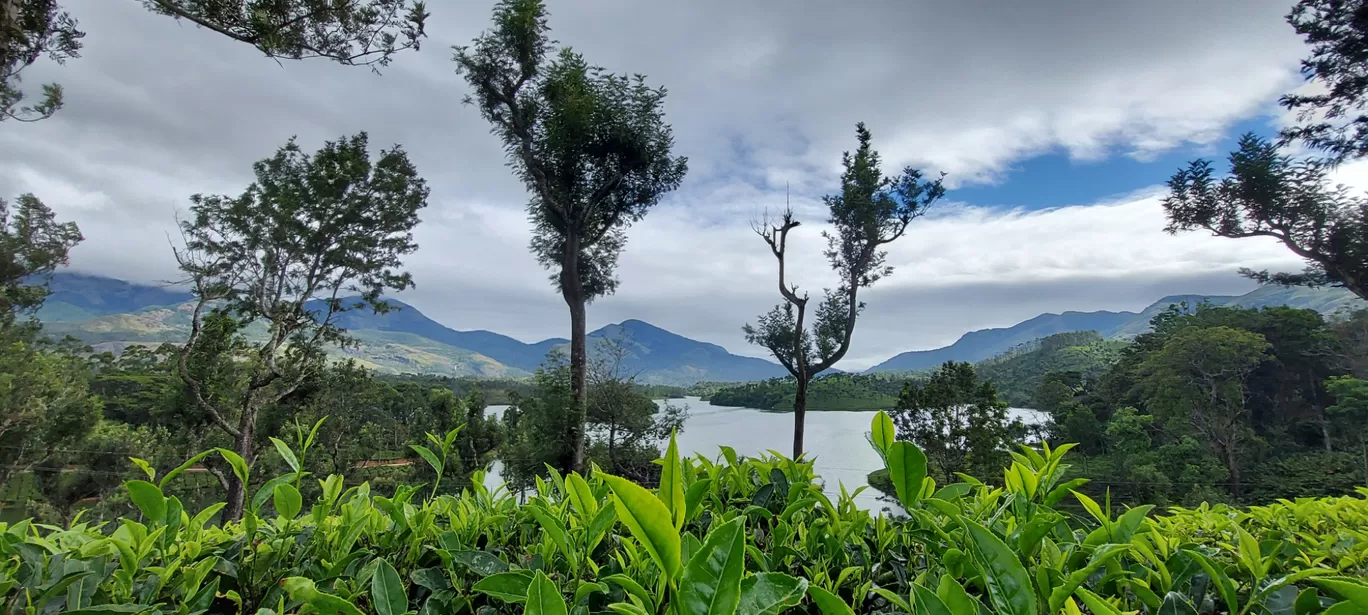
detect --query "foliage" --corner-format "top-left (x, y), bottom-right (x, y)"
top-left (140, 0), bottom-right (429, 67)
top-left (0, 0), bottom-right (82, 122)
top-left (1164, 134), bottom-right (1368, 300)
top-left (3, 417), bottom-right (1367, 615)
top-left (0, 336), bottom-right (100, 489)
top-left (744, 123), bottom-right (944, 457)
top-left (976, 331), bottom-right (1125, 408)
top-left (0, 194), bottom-right (83, 328)
top-left (455, 0), bottom-right (689, 474)
top-left (173, 131), bottom-right (429, 521)
top-left (891, 361), bottom-right (1021, 483)
top-left (1278, 0), bottom-right (1368, 164)
top-left (707, 373), bottom-right (904, 412)
top-left (1137, 325), bottom-right (1271, 499)
top-left (586, 337), bottom-right (688, 483)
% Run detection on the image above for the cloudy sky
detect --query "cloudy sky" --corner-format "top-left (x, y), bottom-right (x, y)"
top-left (0, 0), bottom-right (1356, 370)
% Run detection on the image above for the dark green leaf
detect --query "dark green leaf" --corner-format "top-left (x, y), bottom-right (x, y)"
top-left (371, 559), bottom-right (407, 615)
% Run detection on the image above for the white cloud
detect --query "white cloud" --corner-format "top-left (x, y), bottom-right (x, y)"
top-left (0, 0), bottom-right (1331, 371)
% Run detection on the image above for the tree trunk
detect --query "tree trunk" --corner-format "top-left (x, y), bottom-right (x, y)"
top-left (561, 239), bottom-right (588, 474)
top-left (792, 376), bottom-right (808, 459)
top-left (1228, 447), bottom-right (1242, 502)
top-left (222, 402), bottom-right (258, 522)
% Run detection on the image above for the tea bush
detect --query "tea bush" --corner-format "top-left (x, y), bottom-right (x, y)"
top-left (2, 413), bottom-right (1366, 615)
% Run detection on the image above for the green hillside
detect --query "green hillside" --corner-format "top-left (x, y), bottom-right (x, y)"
top-left (975, 331), bottom-right (1126, 406)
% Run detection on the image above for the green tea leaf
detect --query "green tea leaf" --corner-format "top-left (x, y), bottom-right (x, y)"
top-left (871, 588), bottom-right (912, 612)
top-left (1313, 577), bottom-right (1368, 611)
top-left (603, 574), bottom-right (653, 611)
top-left (452, 551), bottom-right (510, 576)
top-left (125, 480), bottom-right (166, 523)
top-left (937, 575), bottom-right (978, 615)
top-left (270, 437), bottom-right (301, 473)
top-left (661, 430), bottom-right (686, 530)
top-left (961, 516), bottom-right (1037, 615)
top-left (679, 517), bottom-right (746, 615)
top-left (474, 570), bottom-right (535, 603)
top-left (601, 472), bottom-right (682, 579)
top-left (807, 586), bottom-right (856, 615)
top-left (411, 567), bottom-right (450, 591)
top-left (252, 474), bottom-right (298, 513)
top-left (1048, 543), bottom-right (1128, 613)
top-left (216, 448), bottom-right (249, 484)
top-left (887, 441), bottom-right (928, 509)
top-left (282, 577), bottom-right (365, 615)
top-left (1296, 588), bottom-right (1323, 615)
top-left (870, 411), bottom-right (896, 458)
top-left (911, 583), bottom-right (954, 615)
top-left (64, 606), bottom-right (154, 615)
top-left (526, 571), bottom-right (568, 615)
top-left (1158, 592), bottom-right (1199, 615)
top-left (1076, 588), bottom-right (1124, 615)
top-left (737, 573), bottom-right (808, 615)
top-left (528, 505), bottom-right (573, 559)
top-left (565, 472), bottom-right (598, 518)
top-left (685, 478), bottom-right (713, 521)
top-left (607, 604), bottom-right (651, 615)
top-left (371, 558), bottom-right (407, 615)
top-left (1181, 549), bottom-right (1238, 615)
top-left (411, 444), bottom-right (443, 475)
top-left (273, 483), bottom-right (302, 519)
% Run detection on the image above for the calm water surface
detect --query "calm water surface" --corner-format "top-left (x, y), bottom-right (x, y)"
top-left (484, 397), bottom-right (1044, 511)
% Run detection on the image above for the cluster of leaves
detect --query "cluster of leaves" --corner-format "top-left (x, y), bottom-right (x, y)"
top-left (4, 412), bottom-right (1367, 615)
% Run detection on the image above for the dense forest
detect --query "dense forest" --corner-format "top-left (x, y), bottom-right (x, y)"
top-left (707, 373), bottom-right (905, 411)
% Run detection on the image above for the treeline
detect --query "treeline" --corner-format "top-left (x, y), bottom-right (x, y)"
top-left (1034, 303), bottom-right (1368, 505)
top-left (976, 331), bottom-right (1126, 406)
top-left (708, 373), bottom-right (906, 411)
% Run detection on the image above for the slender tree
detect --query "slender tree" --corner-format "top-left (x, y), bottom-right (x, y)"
top-left (454, 0), bottom-right (687, 473)
top-left (1, 0), bottom-right (426, 122)
top-left (174, 132), bottom-right (428, 520)
top-left (1163, 134), bottom-right (1368, 300)
top-left (744, 123), bottom-right (944, 458)
top-left (1279, 0), bottom-right (1368, 164)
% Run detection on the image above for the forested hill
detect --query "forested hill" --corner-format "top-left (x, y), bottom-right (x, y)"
top-left (975, 331), bottom-right (1127, 407)
top-left (865, 284), bottom-right (1363, 374)
top-left (36, 273), bottom-right (788, 386)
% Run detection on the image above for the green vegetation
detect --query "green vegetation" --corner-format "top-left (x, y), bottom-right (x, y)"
top-left (1036, 303), bottom-right (1367, 506)
top-left (976, 332), bottom-right (1125, 407)
top-left (708, 373), bottom-right (904, 411)
top-left (5, 416), bottom-right (1367, 615)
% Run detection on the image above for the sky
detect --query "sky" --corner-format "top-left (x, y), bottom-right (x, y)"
top-left (0, 0), bottom-right (1358, 370)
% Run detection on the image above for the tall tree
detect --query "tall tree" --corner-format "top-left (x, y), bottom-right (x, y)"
top-left (1138, 325), bottom-right (1271, 499)
top-left (1, 193), bottom-right (83, 329)
top-left (174, 132), bottom-right (428, 520)
top-left (1163, 134), bottom-right (1368, 300)
top-left (891, 361), bottom-right (1018, 483)
top-left (744, 123), bottom-right (944, 458)
top-left (454, 0), bottom-right (688, 473)
top-left (1278, 0), bottom-right (1368, 164)
top-left (1, 0), bottom-right (426, 122)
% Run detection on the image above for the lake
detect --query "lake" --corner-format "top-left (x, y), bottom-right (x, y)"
top-left (483, 397), bottom-right (1045, 511)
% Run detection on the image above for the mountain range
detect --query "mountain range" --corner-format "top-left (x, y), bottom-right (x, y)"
top-left (35, 273), bottom-right (790, 385)
top-left (864, 284), bottom-right (1365, 373)
top-left (31, 273), bottom-right (1367, 385)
